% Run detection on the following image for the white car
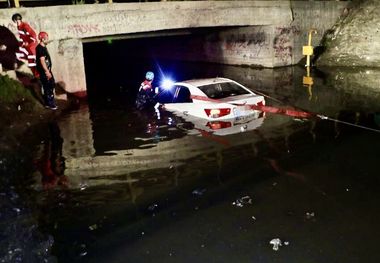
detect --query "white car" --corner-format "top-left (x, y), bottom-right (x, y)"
top-left (159, 77), bottom-right (265, 122)
top-left (181, 110), bottom-right (266, 136)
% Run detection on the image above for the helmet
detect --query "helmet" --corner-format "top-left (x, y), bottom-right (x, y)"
top-left (145, 71), bottom-right (154, 81)
top-left (38, 31), bottom-right (49, 41)
top-left (12, 13), bottom-right (22, 22)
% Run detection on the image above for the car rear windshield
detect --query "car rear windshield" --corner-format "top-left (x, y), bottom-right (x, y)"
top-left (198, 82), bottom-right (250, 99)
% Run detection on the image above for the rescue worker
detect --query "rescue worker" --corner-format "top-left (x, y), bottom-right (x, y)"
top-left (135, 71), bottom-right (157, 110)
top-left (36, 31), bottom-right (57, 110)
top-left (12, 13), bottom-right (38, 77)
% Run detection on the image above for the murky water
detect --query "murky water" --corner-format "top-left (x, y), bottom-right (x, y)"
top-left (2, 58), bottom-right (380, 262)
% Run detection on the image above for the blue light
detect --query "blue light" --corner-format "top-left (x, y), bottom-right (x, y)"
top-left (161, 78), bottom-right (175, 90)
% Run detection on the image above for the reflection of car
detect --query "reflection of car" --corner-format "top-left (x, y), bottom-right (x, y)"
top-left (181, 110), bottom-right (265, 136)
top-left (158, 77), bottom-right (265, 121)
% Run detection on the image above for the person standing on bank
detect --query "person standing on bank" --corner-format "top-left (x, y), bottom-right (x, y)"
top-left (36, 31), bottom-right (57, 110)
top-left (11, 13), bottom-right (38, 77)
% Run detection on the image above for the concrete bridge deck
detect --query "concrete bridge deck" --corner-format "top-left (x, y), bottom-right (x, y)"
top-left (0, 1), bottom-right (347, 94)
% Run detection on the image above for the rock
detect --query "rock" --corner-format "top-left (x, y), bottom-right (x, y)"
top-left (317, 0), bottom-right (380, 67)
top-left (2, 70), bottom-right (18, 81)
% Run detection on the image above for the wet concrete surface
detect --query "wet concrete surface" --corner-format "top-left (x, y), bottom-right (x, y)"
top-left (2, 59), bottom-right (380, 262)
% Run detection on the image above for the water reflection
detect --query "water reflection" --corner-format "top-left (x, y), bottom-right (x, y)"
top-left (33, 121), bottom-right (68, 190)
top-left (31, 65), bottom-right (380, 193)
top-left (26, 64), bottom-right (380, 262)
top-left (59, 105), bottom-right (285, 190)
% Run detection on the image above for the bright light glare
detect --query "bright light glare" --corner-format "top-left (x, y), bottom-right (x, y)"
top-left (161, 79), bottom-right (175, 90)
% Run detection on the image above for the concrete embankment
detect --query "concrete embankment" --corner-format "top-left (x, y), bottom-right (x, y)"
top-left (317, 0), bottom-right (380, 67)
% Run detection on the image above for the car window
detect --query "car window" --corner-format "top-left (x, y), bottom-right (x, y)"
top-left (174, 86), bottom-right (192, 103)
top-left (198, 82), bottom-right (250, 99)
top-left (157, 85), bottom-right (192, 103)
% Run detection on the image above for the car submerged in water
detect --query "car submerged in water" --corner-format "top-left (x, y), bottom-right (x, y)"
top-left (157, 77), bottom-right (266, 135)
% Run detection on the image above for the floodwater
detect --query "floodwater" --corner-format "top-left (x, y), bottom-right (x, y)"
top-left (2, 41), bottom-right (380, 263)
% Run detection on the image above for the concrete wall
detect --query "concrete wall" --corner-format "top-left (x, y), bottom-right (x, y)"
top-left (0, 1), bottom-right (347, 94)
top-left (152, 1), bottom-right (348, 68)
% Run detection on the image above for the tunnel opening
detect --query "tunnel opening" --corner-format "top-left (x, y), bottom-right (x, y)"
top-left (83, 30), bottom-right (228, 153)
top-left (83, 28), bottom-right (230, 106)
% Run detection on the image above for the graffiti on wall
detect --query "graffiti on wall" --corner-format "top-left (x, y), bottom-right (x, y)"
top-left (273, 25), bottom-right (301, 63)
top-left (67, 24), bottom-right (100, 36)
top-left (58, 39), bottom-right (80, 59)
top-left (223, 27), bottom-right (269, 58)
top-left (102, 12), bottom-right (143, 34)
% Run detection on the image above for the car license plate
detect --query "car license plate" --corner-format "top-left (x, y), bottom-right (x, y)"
top-left (235, 115), bottom-right (248, 122)
top-left (233, 108), bottom-right (241, 116)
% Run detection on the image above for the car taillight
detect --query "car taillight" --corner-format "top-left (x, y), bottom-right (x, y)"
top-left (206, 121), bottom-right (232, 130)
top-left (204, 108), bottom-right (231, 118)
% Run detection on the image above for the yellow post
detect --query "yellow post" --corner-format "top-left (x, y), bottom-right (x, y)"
top-left (302, 29), bottom-right (317, 67)
top-left (108, 0), bottom-right (113, 3)
top-left (13, 0), bottom-right (20, 8)
top-left (303, 66), bottom-right (314, 100)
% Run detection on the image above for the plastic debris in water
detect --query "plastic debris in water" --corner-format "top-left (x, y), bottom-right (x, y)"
top-left (306, 212), bottom-right (315, 220)
top-left (147, 203), bottom-right (158, 212)
top-left (79, 183), bottom-right (88, 191)
top-left (269, 238), bottom-right (282, 251)
top-left (232, 195), bottom-right (252, 207)
top-left (88, 224), bottom-right (97, 231)
top-left (192, 188), bottom-right (206, 196)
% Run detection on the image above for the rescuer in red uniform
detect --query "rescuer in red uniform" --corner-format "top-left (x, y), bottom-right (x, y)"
top-left (135, 71), bottom-right (156, 110)
top-left (12, 13), bottom-right (38, 77)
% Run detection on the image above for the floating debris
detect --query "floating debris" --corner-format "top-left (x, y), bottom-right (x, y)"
top-left (269, 238), bottom-right (289, 251)
top-left (88, 224), bottom-right (97, 231)
top-left (147, 203), bottom-right (158, 212)
top-left (269, 238), bottom-right (282, 251)
top-left (192, 188), bottom-right (206, 196)
top-left (306, 212), bottom-right (315, 220)
top-left (79, 183), bottom-right (88, 191)
top-left (232, 195), bottom-right (252, 207)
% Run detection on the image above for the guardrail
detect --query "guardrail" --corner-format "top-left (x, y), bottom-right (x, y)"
top-left (0, 0), bottom-right (115, 8)
top-left (0, 0), bottom-right (348, 9)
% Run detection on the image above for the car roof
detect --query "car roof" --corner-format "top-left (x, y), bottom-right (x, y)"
top-left (175, 77), bottom-right (233, 87)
